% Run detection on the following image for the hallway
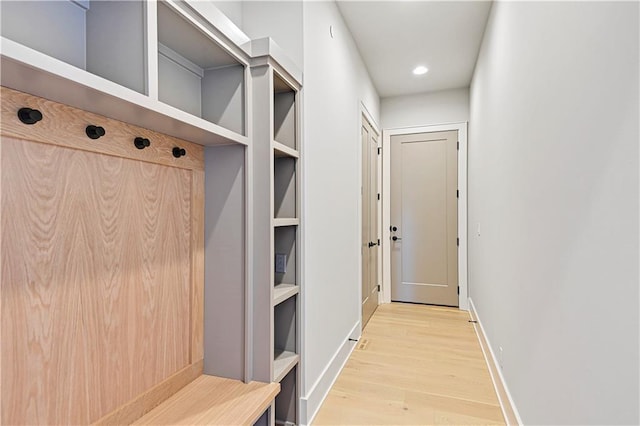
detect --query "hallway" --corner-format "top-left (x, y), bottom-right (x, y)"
top-left (313, 303), bottom-right (504, 425)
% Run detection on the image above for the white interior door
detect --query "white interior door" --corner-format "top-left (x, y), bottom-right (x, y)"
top-left (390, 130), bottom-right (458, 306)
top-left (362, 116), bottom-right (379, 327)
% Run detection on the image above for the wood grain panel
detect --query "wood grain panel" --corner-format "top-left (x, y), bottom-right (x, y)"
top-left (190, 169), bottom-right (205, 362)
top-left (1, 137), bottom-right (193, 425)
top-left (0, 86), bottom-right (204, 171)
top-left (93, 360), bottom-right (203, 426)
top-left (132, 376), bottom-right (279, 425)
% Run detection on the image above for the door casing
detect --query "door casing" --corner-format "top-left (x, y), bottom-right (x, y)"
top-left (359, 104), bottom-right (381, 330)
top-left (382, 123), bottom-right (468, 311)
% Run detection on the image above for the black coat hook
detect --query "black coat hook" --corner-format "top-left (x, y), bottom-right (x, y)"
top-left (134, 137), bottom-right (151, 149)
top-left (173, 147), bottom-right (186, 158)
top-left (18, 107), bottom-right (43, 125)
top-left (86, 125), bottom-right (106, 139)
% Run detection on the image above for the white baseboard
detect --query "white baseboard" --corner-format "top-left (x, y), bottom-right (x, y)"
top-left (299, 321), bottom-right (360, 426)
top-left (468, 298), bottom-right (523, 426)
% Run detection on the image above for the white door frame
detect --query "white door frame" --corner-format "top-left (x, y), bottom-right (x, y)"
top-left (359, 102), bottom-right (382, 331)
top-left (382, 122), bottom-right (468, 311)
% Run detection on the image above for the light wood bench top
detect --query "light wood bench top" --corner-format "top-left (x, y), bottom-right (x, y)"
top-left (132, 375), bottom-right (280, 425)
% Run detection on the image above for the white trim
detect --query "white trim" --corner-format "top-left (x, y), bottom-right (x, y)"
top-left (382, 122), bottom-right (468, 310)
top-left (182, 0), bottom-right (252, 49)
top-left (158, 43), bottom-right (204, 78)
top-left (469, 298), bottom-right (523, 426)
top-left (297, 85), bottom-right (306, 421)
top-left (69, 0), bottom-right (90, 11)
top-left (361, 102), bottom-right (381, 134)
top-left (299, 321), bottom-right (360, 426)
top-left (163, 0), bottom-right (250, 67)
top-left (145, 0), bottom-right (159, 100)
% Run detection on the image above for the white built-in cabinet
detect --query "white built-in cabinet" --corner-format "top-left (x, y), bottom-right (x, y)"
top-left (0, 1), bottom-right (303, 425)
top-left (272, 73), bottom-right (301, 426)
top-left (250, 40), bottom-right (303, 426)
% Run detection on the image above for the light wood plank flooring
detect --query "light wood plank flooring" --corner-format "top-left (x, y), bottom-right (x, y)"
top-left (313, 303), bottom-right (504, 425)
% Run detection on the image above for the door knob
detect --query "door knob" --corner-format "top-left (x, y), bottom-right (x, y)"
top-left (392, 236), bottom-right (402, 241)
top-left (391, 226), bottom-right (398, 232)
top-left (368, 241), bottom-right (376, 248)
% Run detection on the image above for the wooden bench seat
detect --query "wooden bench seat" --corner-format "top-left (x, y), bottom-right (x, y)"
top-left (131, 375), bottom-right (279, 426)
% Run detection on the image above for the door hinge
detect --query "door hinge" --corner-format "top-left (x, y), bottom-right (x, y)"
top-left (377, 285), bottom-right (381, 291)
top-left (457, 238), bottom-right (459, 246)
top-left (377, 147), bottom-right (381, 155)
top-left (457, 141), bottom-right (459, 150)
top-left (457, 286), bottom-right (460, 295)
top-left (377, 193), bottom-right (380, 201)
top-left (456, 190), bottom-right (459, 198)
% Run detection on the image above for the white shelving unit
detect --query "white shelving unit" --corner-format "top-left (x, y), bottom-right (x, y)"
top-left (250, 41), bottom-right (303, 425)
top-left (272, 71), bottom-right (301, 426)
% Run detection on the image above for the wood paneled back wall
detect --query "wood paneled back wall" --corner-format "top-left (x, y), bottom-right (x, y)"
top-left (0, 87), bottom-right (205, 425)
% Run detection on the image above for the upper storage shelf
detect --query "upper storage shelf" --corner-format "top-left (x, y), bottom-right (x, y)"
top-left (1, 0), bottom-right (146, 95)
top-left (158, 2), bottom-right (245, 136)
top-left (0, 0), bottom-right (250, 146)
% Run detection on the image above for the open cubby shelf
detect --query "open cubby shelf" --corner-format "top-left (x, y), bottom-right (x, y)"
top-left (275, 366), bottom-right (297, 426)
top-left (274, 156), bottom-right (297, 220)
top-left (1, 0), bottom-right (146, 95)
top-left (157, 2), bottom-right (245, 135)
top-left (274, 226), bottom-right (297, 286)
top-left (273, 73), bottom-right (296, 150)
top-left (274, 296), bottom-right (296, 355)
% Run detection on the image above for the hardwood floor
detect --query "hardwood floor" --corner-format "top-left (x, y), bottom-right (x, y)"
top-left (313, 303), bottom-right (504, 425)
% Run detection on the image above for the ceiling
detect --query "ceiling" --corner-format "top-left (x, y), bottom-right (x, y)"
top-left (336, 1), bottom-right (492, 98)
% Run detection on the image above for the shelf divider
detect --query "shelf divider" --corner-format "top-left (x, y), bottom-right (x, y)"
top-left (273, 350), bottom-right (299, 383)
top-left (273, 218), bottom-right (299, 227)
top-left (273, 283), bottom-right (299, 306)
top-left (273, 141), bottom-right (299, 159)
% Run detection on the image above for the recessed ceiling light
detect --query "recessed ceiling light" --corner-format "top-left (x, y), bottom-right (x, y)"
top-left (413, 65), bottom-right (428, 75)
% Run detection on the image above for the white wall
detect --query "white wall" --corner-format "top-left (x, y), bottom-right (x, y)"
top-left (469, 2), bottom-right (639, 424)
top-left (381, 88), bottom-right (469, 129)
top-left (212, 1), bottom-right (303, 69)
top-left (301, 1), bottom-right (380, 421)
top-left (242, 1), bottom-right (303, 69)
